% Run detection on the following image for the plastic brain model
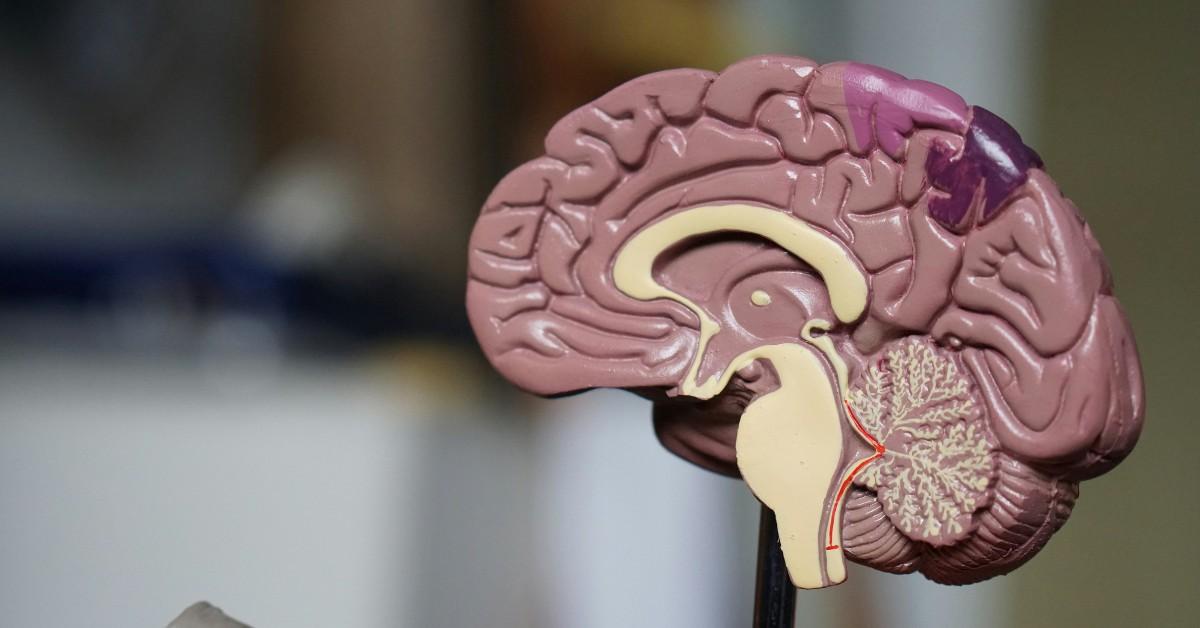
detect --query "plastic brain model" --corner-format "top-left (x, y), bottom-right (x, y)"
top-left (465, 56), bottom-right (1144, 589)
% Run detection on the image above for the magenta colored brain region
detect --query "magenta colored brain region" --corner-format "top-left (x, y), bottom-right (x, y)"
top-left (465, 56), bottom-right (1144, 587)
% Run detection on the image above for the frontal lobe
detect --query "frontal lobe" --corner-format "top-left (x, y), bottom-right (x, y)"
top-left (466, 68), bottom-right (721, 396)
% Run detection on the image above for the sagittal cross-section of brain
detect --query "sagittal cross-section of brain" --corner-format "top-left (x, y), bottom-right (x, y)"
top-left (465, 55), bottom-right (1145, 587)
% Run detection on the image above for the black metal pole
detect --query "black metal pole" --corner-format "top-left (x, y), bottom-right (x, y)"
top-left (752, 505), bottom-right (796, 628)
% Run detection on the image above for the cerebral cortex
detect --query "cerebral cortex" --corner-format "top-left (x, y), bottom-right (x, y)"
top-left (466, 56), bottom-right (1144, 584)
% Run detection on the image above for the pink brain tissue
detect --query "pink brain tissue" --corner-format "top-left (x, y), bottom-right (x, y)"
top-left (466, 55), bottom-right (1144, 587)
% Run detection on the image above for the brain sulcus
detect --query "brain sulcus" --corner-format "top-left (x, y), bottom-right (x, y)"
top-left (466, 55), bottom-right (1144, 585)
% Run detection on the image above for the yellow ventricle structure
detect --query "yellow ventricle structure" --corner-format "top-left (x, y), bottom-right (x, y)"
top-left (612, 203), bottom-right (868, 589)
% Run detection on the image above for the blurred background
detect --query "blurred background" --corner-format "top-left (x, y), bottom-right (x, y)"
top-left (0, 1), bottom-right (1195, 626)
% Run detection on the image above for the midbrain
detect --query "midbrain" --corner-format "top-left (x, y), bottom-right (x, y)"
top-left (466, 56), bottom-right (1145, 587)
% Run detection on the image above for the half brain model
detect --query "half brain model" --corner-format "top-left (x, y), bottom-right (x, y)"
top-left (466, 56), bottom-right (1144, 589)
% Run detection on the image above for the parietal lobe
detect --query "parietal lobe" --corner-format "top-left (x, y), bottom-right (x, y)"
top-left (465, 56), bottom-right (1144, 588)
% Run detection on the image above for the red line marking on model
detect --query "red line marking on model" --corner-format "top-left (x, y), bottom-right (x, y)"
top-left (844, 398), bottom-right (884, 452)
top-left (826, 399), bottom-right (886, 550)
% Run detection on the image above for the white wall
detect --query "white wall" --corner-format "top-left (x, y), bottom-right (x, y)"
top-left (0, 353), bottom-right (419, 628)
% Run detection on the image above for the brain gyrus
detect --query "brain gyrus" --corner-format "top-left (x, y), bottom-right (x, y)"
top-left (465, 55), bottom-right (1145, 587)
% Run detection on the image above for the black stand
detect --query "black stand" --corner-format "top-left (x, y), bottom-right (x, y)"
top-left (752, 505), bottom-right (796, 628)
